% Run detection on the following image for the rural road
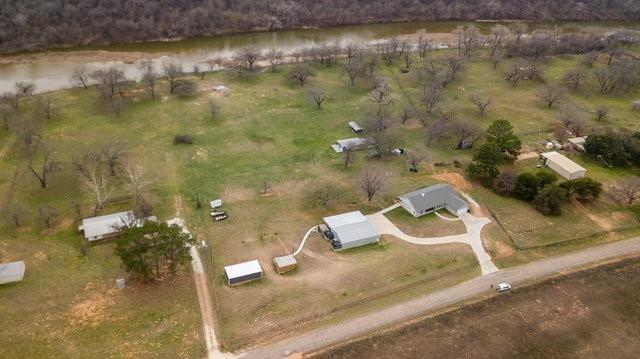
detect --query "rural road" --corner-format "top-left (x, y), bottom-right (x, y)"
top-left (240, 237), bottom-right (640, 359)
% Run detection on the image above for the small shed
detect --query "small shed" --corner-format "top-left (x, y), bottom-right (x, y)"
top-left (331, 138), bottom-right (370, 153)
top-left (213, 85), bottom-right (230, 93)
top-left (632, 99), bottom-right (640, 111)
top-left (347, 121), bottom-right (363, 134)
top-left (273, 255), bottom-right (297, 274)
top-left (566, 137), bottom-right (587, 151)
top-left (541, 151), bottom-right (586, 180)
top-left (0, 261), bottom-right (26, 284)
top-left (224, 260), bottom-right (263, 285)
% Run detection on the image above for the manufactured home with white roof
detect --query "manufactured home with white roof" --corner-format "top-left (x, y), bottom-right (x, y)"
top-left (541, 151), bottom-right (586, 180)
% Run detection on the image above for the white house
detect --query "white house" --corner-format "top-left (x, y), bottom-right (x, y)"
top-left (541, 151), bottom-right (586, 180)
top-left (79, 211), bottom-right (157, 242)
top-left (398, 184), bottom-right (469, 217)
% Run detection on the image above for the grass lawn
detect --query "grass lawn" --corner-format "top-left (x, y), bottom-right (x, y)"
top-left (1, 45), bottom-right (639, 353)
top-left (384, 207), bottom-right (466, 237)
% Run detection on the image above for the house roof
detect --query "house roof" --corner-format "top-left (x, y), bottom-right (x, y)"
top-left (224, 260), bottom-right (262, 279)
top-left (0, 261), bottom-right (25, 281)
top-left (323, 211), bottom-right (379, 245)
top-left (542, 151), bottom-right (586, 174)
top-left (81, 211), bottom-right (134, 239)
top-left (399, 184), bottom-right (468, 213)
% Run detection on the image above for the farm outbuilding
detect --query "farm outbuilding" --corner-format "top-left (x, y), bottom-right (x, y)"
top-left (273, 255), bottom-right (297, 274)
top-left (347, 121), bottom-right (363, 133)
top-left (79, 211), bottom-right (156, 242)
top-left (0, 261), bottom-right (26, 284)
top-left (399, 184), bottom-right (469, 217)
top-left (330, 138), bottom-right (370, 153)
top-left (541, 151), bottom-right (586, 180)
top-left (224, 260), bottom-right (263, 285)
top-left (323, 211), bottom-right (380, 251)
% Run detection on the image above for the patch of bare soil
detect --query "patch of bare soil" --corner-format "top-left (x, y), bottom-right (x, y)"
top-left (491, 238), bottom-right (515, 258)
top-left (430, 172), bottom-right (471, 191)
top-left (312, 256), bottom-right (640, 359)
top-left (570, 198), bottom-right (613, 230)
top-left (0, 50), bottom-right (165, 66)
top-left (66, 281), bottom-right (118, 327)
top-left (222, 186), bottom-right (254, 203)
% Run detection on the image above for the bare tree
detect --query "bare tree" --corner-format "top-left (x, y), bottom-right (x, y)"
top-left (15, 117), bottom-right (42, 147)
top-left (26, 141), bottom-right (61, 188)
top-left (488, 25), bottom-right (511, 58)
top-left (611, 177), bottom-right (640, 205)
top-left (398, 106), bottom-right (416, 125)
top-left (369, 76), bottom-right (392, 105)
top-left (557, 103), bottom-right (582, 129)
top-left (0, 104), bottom-right (16, 130)
top-left (82, 160), bottom-right (112, 214)
top-left (582, 51), bottom-right (599, 67)
top-left (118, 159), bottom-right (156, 202)
top-left (37, 205), bottom-right (59, 229)
top-left (407, 150), bottom-right (428, 172)
top-left (236, 47), bottom-right (261, 71)
top-left (343, 57), bottom-right (366, 85)
top-left (562, 68), bottom-right (588, 91)
top-left (402, 52), bottom-right (414, 70)
top-left (162, 61), bottom-right (183, 94)
top-left (91, 67), bottom-right (128, 101)
top-left (287, 64), bottom-right (315, 86)
top-left (34, 95), bottom-right (58, 121)
top-left (416, 36), bottom-right (434, 57)
top-left (1, 203), bottom-right (28, 228)
top-left (595, 106), bottom-right (609, 121)
top-left (207, 100), bottom-right (220, 120)
top-left (193, 64), bottom-right (206, 80)
top-left (490, 52), bottom-right (504, 70)
top-left (15, 81), bottom-right (36, 97)
top-left (436, 105), bottom-right (457, 122)
top-left (425, 119), bottom-right (449, 146)
top-left (0, 92), bottom-right (20, 110)
top-left (454, 25), bottom-right (481, 59)
top-left (341, 147), bottom-right (356, 169)
top-left (594, 67), bottom-right (617, 94)
top-left (468, 93), bottom-right (492, 116)
top-left (139, 60), bottom-right (158, 98)
top-left (537, 85), bottom-right (567, 108)
top-left (71, 67), bottom-right (90, 89)
top-left (265, 48), bottom-right (283, 72)
top-left (259, 178), bottom-right (271, 195)
top-left (306, 88), bottom-right (327, 109)
top-left (101, 142), bottom-right (126, 176)
top-left (510, 22), bottom-right (528, 44)
top-left (421, 82), bottom-right (442, 113)
top-left (359, 168), bottom-right (386, 202)
top-left (364, 108), bottom-right (392, 134)
top-left (451, 119), bottom-right (482, 149)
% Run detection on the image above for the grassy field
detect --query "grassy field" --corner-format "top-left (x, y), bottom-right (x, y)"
top-left (384, 207), bottom-right (466, 237)
top-left (312, 255), bottom-right (640, 358)
top-left (1, 44), bottom-right (639, 354)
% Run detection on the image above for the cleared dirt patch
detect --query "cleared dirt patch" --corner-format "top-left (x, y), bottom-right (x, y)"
top-left (312, 256), bottom-right (640, 358)
top-left (430, 172), bottom-right (471, 191)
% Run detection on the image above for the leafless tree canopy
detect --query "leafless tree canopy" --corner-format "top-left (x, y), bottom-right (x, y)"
top-left (488, 24), bottom-right (511, 58)
top-left (610, 177), bottom-right (640, 206)
top-left (537, 85), bottom-right (567, 108)
top-left (37, 205), bottom-right (60, 229)
top-left (287, 64), bottom-right (315, 86)
top-left (359, 168), bottom-right (386, 202)
top-left (34, 96), bottom-right (58, 121)
top-left (451, 119), bottom-right (482, 149)
top-left (15, 81), bottom-right (36, 97)
top-left (369, 76), bottom-right (392, 105)
top-left (454, 25), bottom-right (481, 59)
top-left (118, 159), bottom-right (156, 201)
top-left (235, 47), bottom-right (261, 71)
top-left (306, 88), bottom-right (327, 109)
top-left (265, 48), bottom-right (283, 72)
top-left (1, 203), bottom-right (29, 228)
top-left (341, 147), bottom-right (356, 169)
top-left (562, 68), bottom-right (588, 91)
top-left (162, 61), bottom-right (184, 94)
top-left (468, 93), bottom-right (492, 116)
top-left (139, 60), bottom-right (159, 98)
top-left (26, 141), bottom-right (61, 189)
top-left (70, 67), bottom-right (90, 89)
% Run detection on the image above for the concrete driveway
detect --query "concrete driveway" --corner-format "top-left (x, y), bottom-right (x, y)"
top-left (367, 210), bottom-right (498, 276)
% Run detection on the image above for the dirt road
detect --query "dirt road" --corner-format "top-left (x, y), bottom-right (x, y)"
top-left (240, 237), bottom-right (640, 359)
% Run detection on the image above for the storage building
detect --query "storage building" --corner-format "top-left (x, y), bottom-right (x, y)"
top-left (330, 138), bottom-right (370, 153)
top-left (79, 211), bottom-right (156, 242)
top-left (224, 260), bottom-right (263, 285)
top-left (323, 211), bottom-right (380, 251)
top-left (273, 255), bottom-right (297, 274)
top-left (0, 261), bottom-right (26, 284)
top-left (399, 184), bottom-right (469, 217)
top-left (347, 121), bottom-right (363, 134)
top-left (541, 151), bottom-right (586, 180)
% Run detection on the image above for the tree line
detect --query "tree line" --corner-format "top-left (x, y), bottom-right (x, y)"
top-left (1, 0), bottom-right (640, 54)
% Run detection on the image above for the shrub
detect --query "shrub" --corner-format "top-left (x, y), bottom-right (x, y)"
top-left (533, 184), bottom-right (567, 216)
top-left (173, 79), bottom-right (198, 97)
top-left (514, 171), bottom-right (557, 202)
top-left (492, 170), bottom-right (517, 196)
top-left (305, 184), bottom-right (348, 209)
top-left (560, 177), bottom-right (602, 202)
top-left (173, 134), bottom-right (193, 144)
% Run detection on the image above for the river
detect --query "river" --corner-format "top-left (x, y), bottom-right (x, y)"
top-left (0, 20), bottom-right (637, 93)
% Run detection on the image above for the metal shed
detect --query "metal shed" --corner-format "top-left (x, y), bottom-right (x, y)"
top-left (224, 260), bottom-right (263, 285)
top-left (323, 211), bottom-right (380, 251)
top-left (347, 121), bottom-right (363, 134)
top-left (541, 151), bottom-right (586, 180)
top-left (0, 261), bottom-right (26, 284)
top-left (273, 255), bottom-right (297, 274)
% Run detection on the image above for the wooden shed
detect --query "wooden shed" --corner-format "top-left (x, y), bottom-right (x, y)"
top-left (273, 255), bottom-right (297, 274)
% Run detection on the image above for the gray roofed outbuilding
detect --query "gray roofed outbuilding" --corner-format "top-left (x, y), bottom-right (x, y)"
top-left (399, 184), bottom-right (469, 217)
top-left (0, 261), bottom-right (26, 284)
top-left (323, 211), bottom-right (380, 250)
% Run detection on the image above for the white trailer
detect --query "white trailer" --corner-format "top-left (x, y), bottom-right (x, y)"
top-left (541, 151), bottom-right (586, 180)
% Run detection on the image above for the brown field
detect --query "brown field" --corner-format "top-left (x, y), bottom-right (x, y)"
top-left (312, 256), bottom-right (640, 358)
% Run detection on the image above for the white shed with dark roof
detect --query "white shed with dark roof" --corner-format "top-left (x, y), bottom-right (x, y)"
top-left (399, 184), bottom-right (469, 217)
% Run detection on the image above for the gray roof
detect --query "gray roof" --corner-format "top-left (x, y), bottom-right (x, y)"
top-left (273, 255), bottom-right (297, 267)
top-left (399, 184), bottom-right (468, 213)
top-left (323, 211), bottom-right (379, 245)
top-left (81, 211), bottom-right (135, 239)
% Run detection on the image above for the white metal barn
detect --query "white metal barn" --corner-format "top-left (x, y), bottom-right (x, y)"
top-left (541, 151), bottom-right (586, 180)
top-left (224, 260), bottom-right (263, 285)
top-left (0, 261), bottom-right (26, 284)
top-left (398, 184), bottom-right (469, 217)
top-left (323, 211), bottom-right (380, 251)
top-left (79, 211), bottom-right (157, 242)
